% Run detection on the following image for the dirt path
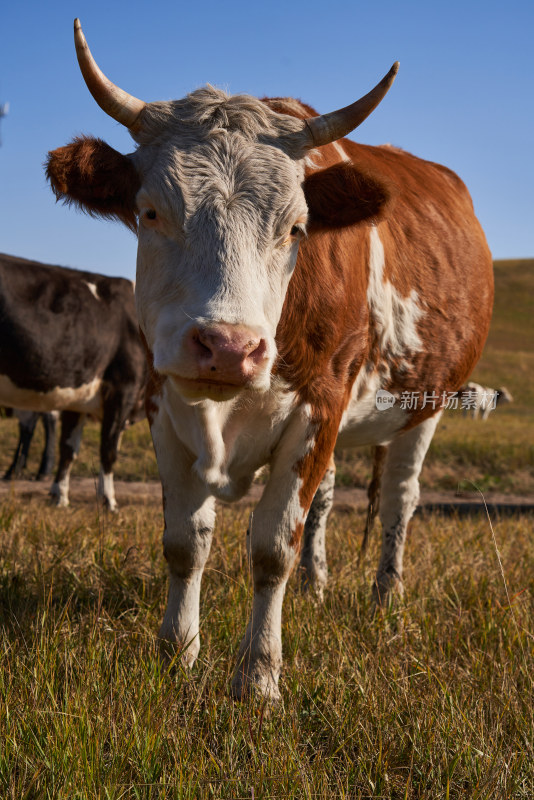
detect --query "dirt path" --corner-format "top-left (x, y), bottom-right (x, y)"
top-left (0, 477), bottom-right (532, 515)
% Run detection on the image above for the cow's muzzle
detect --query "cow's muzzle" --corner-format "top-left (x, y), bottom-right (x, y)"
top-left (187, 323), bottom-right (268, 383)
top-left (158, 322), bottom-right (272, 401)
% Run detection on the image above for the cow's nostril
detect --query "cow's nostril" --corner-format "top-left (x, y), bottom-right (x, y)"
top-left (194, 334), bottom-right (213, 357)
top-left (247, 338), bottom-right (267, 364)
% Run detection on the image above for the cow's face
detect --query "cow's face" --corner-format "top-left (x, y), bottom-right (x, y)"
top-left (130, 96), bottom-right (309, 401)
top-left (46, 21), bottom-right (398, 402)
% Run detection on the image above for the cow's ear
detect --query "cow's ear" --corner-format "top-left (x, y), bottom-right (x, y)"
top-left (303, 161), bottom-right (395, 231)
top-left (46, 136), bottom-right (140, 232)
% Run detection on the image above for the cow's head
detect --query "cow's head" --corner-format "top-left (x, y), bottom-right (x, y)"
top-left (47, 20), bottom-right (398, 403)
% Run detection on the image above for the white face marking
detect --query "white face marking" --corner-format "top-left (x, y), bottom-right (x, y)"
top-left (367, 226), bottom-right (424, 367)
top-left (0, 375), bottom-right (103, 416)
top-left (133, 90), bottom-right (309, 398)
top-left (84, 281), bottom-right (99, 299)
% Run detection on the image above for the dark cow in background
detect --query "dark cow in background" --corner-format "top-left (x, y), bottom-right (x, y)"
top-left (0, 253), bottom-right (147, 509)
top-left (3, 409), bottom-right (58, 481)
top-left (46, 21), bottom-right (493, 699)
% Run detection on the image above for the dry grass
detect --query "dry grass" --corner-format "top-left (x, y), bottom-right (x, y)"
top-left (0, 495), bottom-right (533, 798)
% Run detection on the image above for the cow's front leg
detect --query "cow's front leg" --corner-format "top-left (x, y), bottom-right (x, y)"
top-left (232, 415), bottom-right (338, 701)
top-left (151, 406), bottom-right (215, 667)
top-left (374, 412), bottom-right (441, 605)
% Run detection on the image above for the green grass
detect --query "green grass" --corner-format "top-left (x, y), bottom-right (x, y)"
top-left (1, 499), bottom-right (533, 798)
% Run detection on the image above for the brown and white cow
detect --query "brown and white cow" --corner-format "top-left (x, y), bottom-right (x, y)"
top-left (46, 20), bottom-right (493, 699)
top-left (0, 253), bottom-right (147, 509)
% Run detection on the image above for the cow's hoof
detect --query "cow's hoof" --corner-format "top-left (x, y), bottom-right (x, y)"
top-left (298, 563), bottom-right (327, 601)
top-left (231, 665), bottom-right (281, 703)
top-left (372, 570), bottom-right (404, 609)
top-left (157, 633), bottom-right (199, 669)
top-left (49, 487), bottom-right (69, 508)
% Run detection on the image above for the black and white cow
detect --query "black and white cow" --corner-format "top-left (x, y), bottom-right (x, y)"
top-left (0, 253), bottom-right (147, 508)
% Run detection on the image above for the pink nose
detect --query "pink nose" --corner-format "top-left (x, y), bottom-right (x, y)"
top-left (186, 323), bottom-right (268, 384)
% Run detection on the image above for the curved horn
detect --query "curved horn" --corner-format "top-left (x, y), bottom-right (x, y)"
top-left (304, 62), bottom-right (399, 148)
top-left (74, 18), bottom-right (146, 132)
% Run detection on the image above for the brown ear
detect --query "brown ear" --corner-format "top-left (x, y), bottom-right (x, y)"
top-left (303, 161), bottom-right (395, 231)
top-left (46, 136), bottom-right (140, 232)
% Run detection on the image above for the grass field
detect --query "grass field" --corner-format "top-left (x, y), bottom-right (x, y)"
top-left (0, 260), bottom-right (533, 798)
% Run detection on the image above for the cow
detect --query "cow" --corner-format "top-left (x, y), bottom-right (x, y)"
top-left (460, 381), bottom-right (513, 420)
top-left (0, 252), bottom-right (147, 509)
top-left (3, 409), bottom-right (58, 481)
top-left (45, 19), bottom-right (493, 700)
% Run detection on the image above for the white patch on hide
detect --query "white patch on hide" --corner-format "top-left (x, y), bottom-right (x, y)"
top-left (367, 226), bottom-right (424, 366)
top-left (0, 375), bottom-right (103, 416)
top-left (333, 140), bottom-right (351, 162)
top-left (84, 281), bottom-right (99, 300)
top-left (338, 370), bottom-right (408, 448)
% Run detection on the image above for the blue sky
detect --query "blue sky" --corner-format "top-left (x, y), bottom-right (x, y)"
top-left (1, 0), bottom-right (532, 281)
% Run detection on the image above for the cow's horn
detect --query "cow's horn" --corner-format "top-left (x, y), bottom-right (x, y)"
top-left (303, 62), bottom-right (399, 148)
top-left (74, 18), bottom-right (146, 132)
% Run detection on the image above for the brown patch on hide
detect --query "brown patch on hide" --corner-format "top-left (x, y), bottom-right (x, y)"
top-left (289, 520), bottom-right (305, 551)
top-left (266, 92), bottom-right (492, 481)
top-left (46, 136), bottom-right (140, 231)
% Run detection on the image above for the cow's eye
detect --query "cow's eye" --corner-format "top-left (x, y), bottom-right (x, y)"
top-left (145, 209), bottom-right (157, 221)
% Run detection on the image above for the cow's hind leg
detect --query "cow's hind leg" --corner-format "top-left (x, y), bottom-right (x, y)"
top-left (298, 455), bottom-right (335, 597)
top-left (359, 445), bottom-right (388, 563)
top-left (98, 385), bottom-right (139, 511)
top-left (36, 412), bottom-right (58, 480)
top-left (3, 411), bottom-right (39, 480)
top-left (49, 412), bottom-right (85, 507)
top-left (373, 413), bottom-right (441, 606)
